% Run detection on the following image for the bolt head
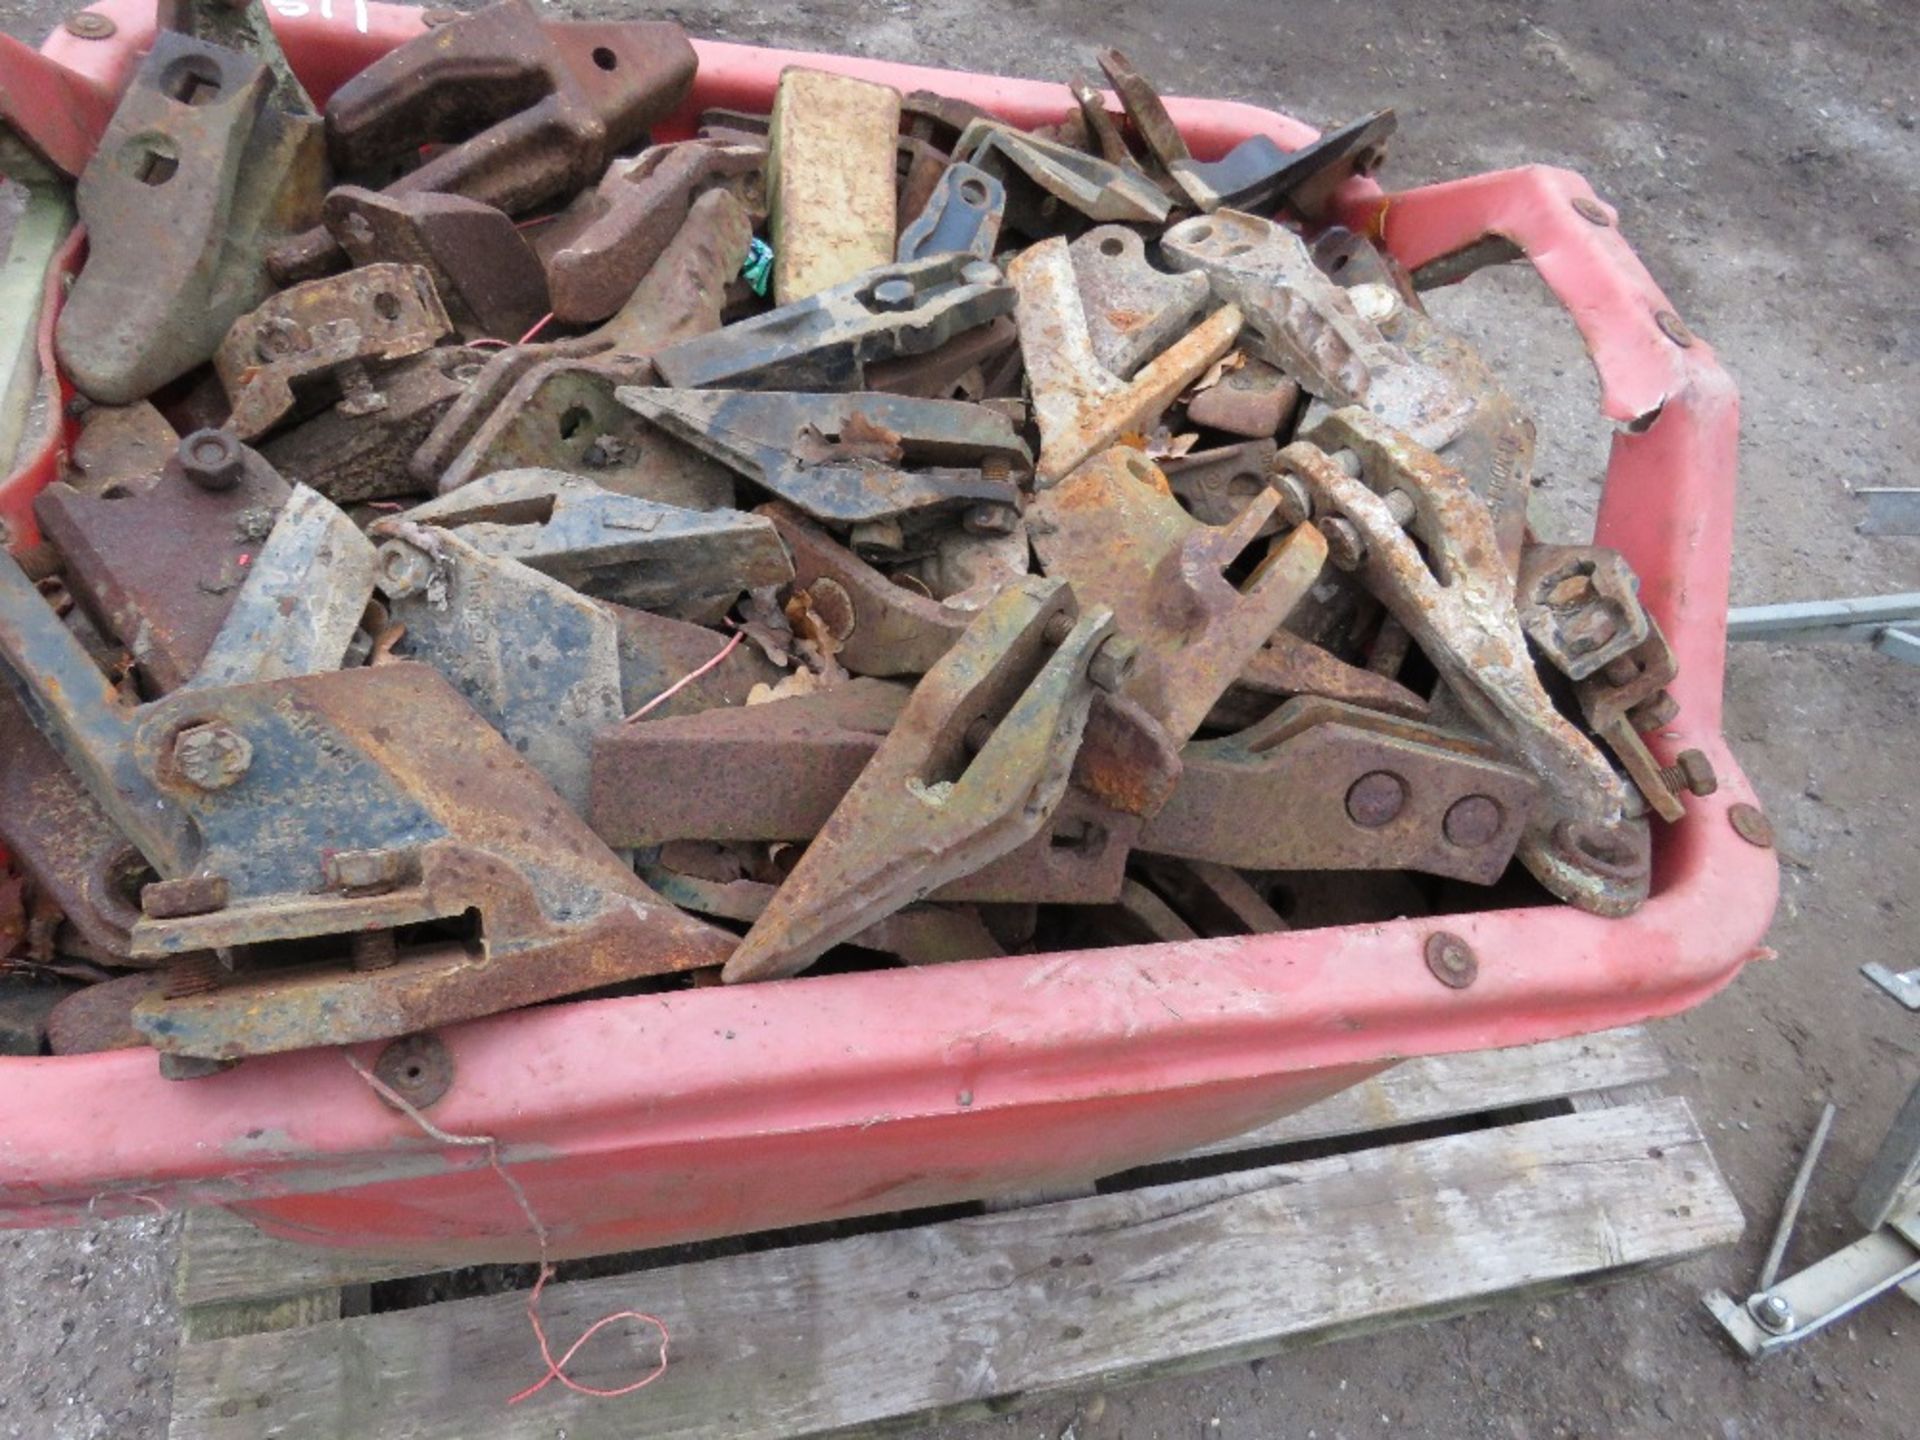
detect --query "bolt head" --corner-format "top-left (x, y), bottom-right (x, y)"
top-left (1571, 196), bottom-right (1611, 226)
top-left (869, 278), bottom-right (917, 311)
top-left (1750, 1292), bottom-right (1795, 1334)
top-left (1729, 802), bottom-right (1774, 849)
top-left (1627, 689), bottom-right (1679, 730)
top-left (1321, 516), bottom-right (1367, 571)
top-left (1268, 471), bottom-right (1312, 528)
top-left (1675, 749), bottom-right (1718, 797)
top-left (172, 724), bottom-right (252, 791)
top-left (1087, 635), bottom-right (1137, 693)
top-left (1345, 770), bottom-right (1408, 828)
top-left (963, 502), bottom-right (1019, 535)
top-left (376, 540), bottom-right (435, 600)
top-left (1424, 931), bottom-right (1478, 989)
top-left (1442, 794), bottom-right (1505, 848)
top-left (63, 11), bottom-right (116, 37)
top-left (177, 430), bottom-right (244, 491)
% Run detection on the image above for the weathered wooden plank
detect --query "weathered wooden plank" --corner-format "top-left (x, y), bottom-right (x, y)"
top-left (1176, 1027), bottom-right (1667, 1159)
top-left (178, 1208), bottom-right (437, 1313)
top-left (168, 1098), bottom-right (1739, 1440)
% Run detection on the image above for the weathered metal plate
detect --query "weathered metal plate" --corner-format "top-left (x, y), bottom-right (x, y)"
top-left (769, 69), bottom-right (901, 303)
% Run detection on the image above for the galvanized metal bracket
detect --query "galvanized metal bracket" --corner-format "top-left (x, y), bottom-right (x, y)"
top-left (897, 162), bottom-right (1006, 264)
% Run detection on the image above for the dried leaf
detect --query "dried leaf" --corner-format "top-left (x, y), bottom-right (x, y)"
top-left (747, 668), bottom-right (828, 706)
top-left (1189, 348), bottom-right (1247, 396)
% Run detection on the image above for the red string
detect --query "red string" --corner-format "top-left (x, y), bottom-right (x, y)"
top-left (343, 1052), bottom-right (671, 1407)
top-left (517, 312), bottom-right (555, 345)
top-left (624, 630), bottom-right (743, 722)
top-left (468, 337), bottom-right (511, 349)
top-left (507, 1265), bottom-right (671, 1404)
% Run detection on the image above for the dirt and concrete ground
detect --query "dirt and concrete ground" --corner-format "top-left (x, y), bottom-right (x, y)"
top-left (0, 0), bottom-right (1915, 1435)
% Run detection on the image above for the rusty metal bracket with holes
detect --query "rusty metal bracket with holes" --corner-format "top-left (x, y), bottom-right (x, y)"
top-left (1573, 611), bottom-right (1689, 823)
top-left (618, 388), bottom-right (1027, 542)
top-left (394, 468), bottom-right (792, 622)
top-left (55, 32), bottom-right (327, 405)
top-left (1067, 225), bottom-right (1211, 380)
top-left (1279, 409), bottom-right (1649, 915)
top-left (1162, 210), bottom-right (1471, 450)
top-left (215, 263), bottom-right (452, 441)
top-left (1008, 237), bottom-right (1243, 484)
top-left (650, 252), bottom-right (1016, 391)
top-left (417, 187), bottom-right (754, 491)
top-left (952, 119), bottom-right (1172, 229)
top-left (759, 503), bottom-right (973, 676)
top-left (535, 141), bottom-right (766, 324)
top-left (32, 433), bottom-right (292, 695)
top-left (269, 0), bottom-right (697, 281)
top-left (372, 523), bottom-right (623, 813)
top-left (183, 484), bottom-right (377, 692)
top-left (641, 863), bottom-right (1004, 967)
top-left (1159, 440), bottom-right (1280, 527)
top-left (897, 162), bottom-right (1006, 263)
top-left (321, 187), bottom-right (550, 342)
top-left (260, 346), bottom-right (490, 503)
top-left (0, 543), bottom-right (733, 1061)
top-left (1227, 628), bottom-right (1432, 724)
top-left (591, 678), bottom-right (912, 846)
top-left (723, 579), bottom-right (1125, 982)
top-left (1029, 447), bottom-right (1328, 742)
top-left (1141, 696), bottom-right (1539, 882)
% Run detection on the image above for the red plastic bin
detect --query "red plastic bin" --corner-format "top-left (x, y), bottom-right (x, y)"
top-left (0, 1), bottom-right (1776, 1262)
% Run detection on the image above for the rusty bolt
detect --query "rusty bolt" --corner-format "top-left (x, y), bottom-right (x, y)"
top-left (1321, 516), bottom-right (1367, 571)
top-left (351, 930), bottom-right (400, 972)
top-left (63, 11), bottom-right (116, 37)
top-left (177, 429), bottom-right (244, 491)
top-left (979, 455), bottom-right (1015, 485)
top-left (162, 952), bottom-right (224, 1000)
top-left (963, 502), bottom-right (1019, 535)
top-left (1345, 770), bottom-right (1408, 828)
top-left (1442, 794), bottom-right (1505, 848)
top-left (140, 874), bottom-right (231, 920)
top-left (373, 1033), bottom-right (454, 1110)
top-left (1728, 803), bottom-right (1774, 848)
top-left (960, 260), bottom-right (1001, 288)
top-left (1087, 635), bottom-right (1137, 693)
top-left (172, 723), bottom-right (253, 791)
top-left (1660, 749), bottom-right (1718, 798)
top-left (1268, 471), bottom-right (1312, 528)
top-left (1571, 196), bottom-right (1611, 226)
top-left (1042, 611), bottom-right (1077, 645)
top-left (1424, 931), bottom-right (1478, 989)
top-left (1563, 609), bottom-right (1619, 656)
top-left (255, 316), bottom-right (307, 361)
top-left (1628, 690), bottom-right (1680, 731)
top-left (870, 278), bottom-right (917, 311)
top-left (323, 846), bottom-right (422, 895)
top-left (1600, 654), bottom-right (1643, 687)
top-left (377, 540), bottom-right (436, 599)
top-left (1654, 309), bottom-right (1695, 348)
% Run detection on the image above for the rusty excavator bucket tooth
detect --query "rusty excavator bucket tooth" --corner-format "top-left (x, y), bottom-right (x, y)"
top-left (950, 118), bottom-right (1172, 231)
top-left (650, 251), bottom-right (1016, 391)
top-left (269, 0), bottom-right (697, 281)
top-left (722, 578), bottom-right (1121, 982)
top-left (617, 388), bottom-right (1027, 541)
top-left (0, 544), bottom-right (733, 1064)
top-left (1007, 237), bottom-right (1242, 484)
top-left (1028, 446), bottom-right (1328, 743)
top-left (55, 33), bottom-right (328, 405)
top-left (394, 468), bottom-right (792, 623)
top-left (768, 69), bottom-right (902, 303)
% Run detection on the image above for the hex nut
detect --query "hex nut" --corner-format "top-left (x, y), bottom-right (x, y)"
top-left (177, 430), bottom-right (244, 492)
top-left (172, 724), bottom-right (253, 791)
top-left (1087, 635), bottom-right (1138, 693)
top-left (377, 540), bottom-right (436, 600)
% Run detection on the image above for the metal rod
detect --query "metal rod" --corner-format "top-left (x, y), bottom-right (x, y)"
top-left (1759, 1101), bottom-right (1838, 1293)
top-left (1726, 594), bottom-right (1920, 644)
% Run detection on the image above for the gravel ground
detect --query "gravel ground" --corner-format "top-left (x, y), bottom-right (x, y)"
top-left (0, 0), bottom-right (1915, 1436)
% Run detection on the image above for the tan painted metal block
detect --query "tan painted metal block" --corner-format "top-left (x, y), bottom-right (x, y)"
top-left (769, 68), bottom-right (901, 304)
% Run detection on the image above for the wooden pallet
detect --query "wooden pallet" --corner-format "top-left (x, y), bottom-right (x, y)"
top-left (166, 1027), bottom-right (1739, 1439)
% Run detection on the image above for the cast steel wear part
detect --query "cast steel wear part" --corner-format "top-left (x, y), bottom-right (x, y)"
top-left (420, 186), bottom-right (755, 492)
top-left (183, 484), bottom-right (378, 692)
top-left (897, 162), bottom-right (1006, 264)
top-left (1141, 696), bottom-right (1539, 881)
top-left (32, 433), bottom-right (293, 695)
top-left (1518, 544), bottom-right (1654, 683)
top-left (65, 403), bottom-right (182, 499)
top-left (216, 262), bottom-right (453, 441)
top-left (538, 140), bottom-right (766, 325)
top-left (1007, 237), bottom-right (1243, 484)
top-left (768, 69), bottom-right (901, 303)
top-left (1028, 446), bottom-right (1328, 743)
top-left (1573, 612), bottom-right (1688, 824)
top-left (591, 679), bottom-right (912, 846)
top-left (952, 119), bottom-right (1172, 228)
top-left (1186, 358), bottom-right (1301, 438)
top-left (373, 523), bottom-right (624, 814)
top-left (1162, 210), bottom-right (1471, 451)
top-left (866, 315), bottom-right (1021, 401)
top-left (1230, 628), bottom-right (1432, 722)
top-left (270, 0), bottom-right (698, 280)
top-left (1067, 225), bottom-right (1211, 380)
top-left (397, 468), bottom-right (792, 622)
top-left (1160, 440), bottom-right (1281, 527)
top-left (322, 187), bottom-right (550, 342)
top-left (55, 32), bottom-right (327, 405)
top-left (651, 252), bottom-right (1017, 391)
top-left (618, 388), bottom-right (1027, 536)
top-left (1281, 410), bottom-right (1648, 915)
top-left (723, 579), bottom-right (1116, 982)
